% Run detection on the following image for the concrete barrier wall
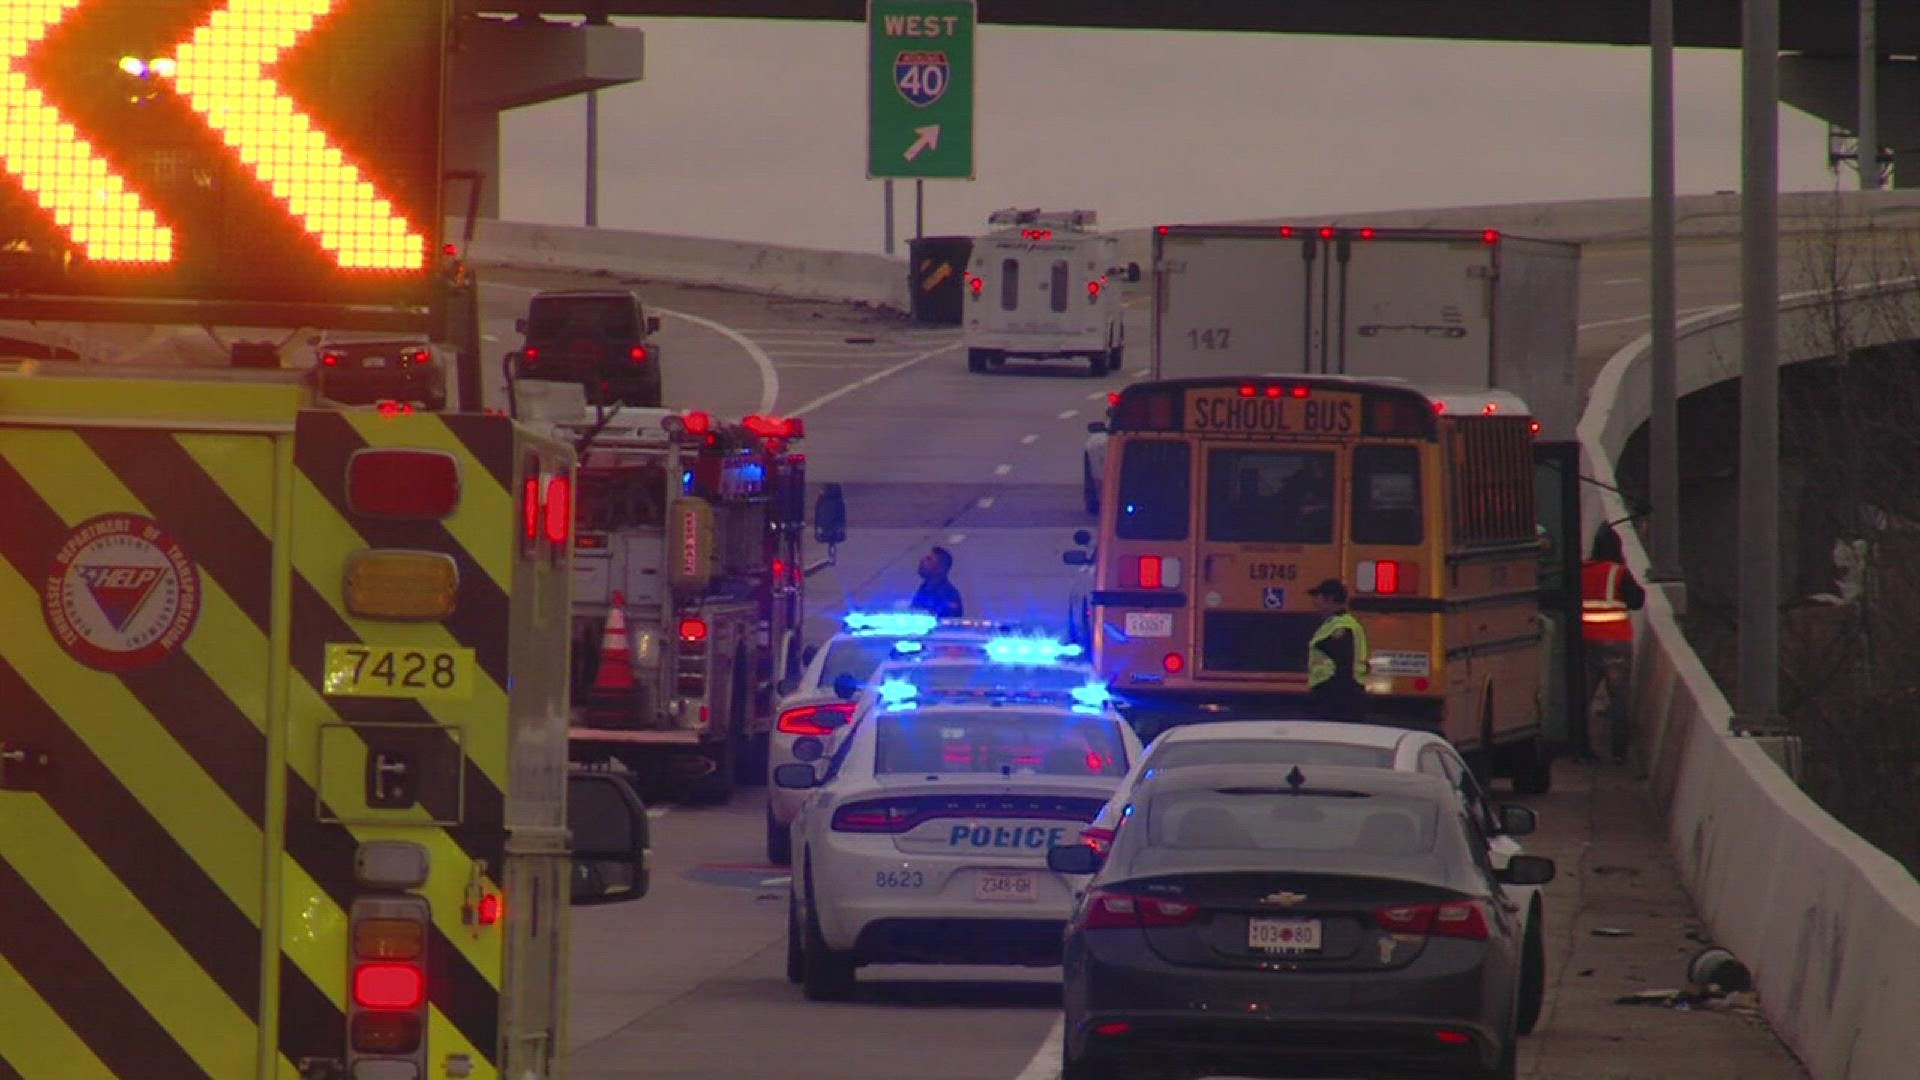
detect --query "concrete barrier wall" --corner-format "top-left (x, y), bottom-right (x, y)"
top-left (466, 219), bottom-right (912, 311)
top-left (1580, 276), bottom-right (1920, 1080)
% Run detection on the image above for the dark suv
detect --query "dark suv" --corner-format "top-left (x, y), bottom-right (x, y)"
top-left (513, 290), bottom-right (664, 407)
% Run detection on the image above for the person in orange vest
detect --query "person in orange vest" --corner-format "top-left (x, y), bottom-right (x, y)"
top-left (1582, 525), bottom-right (1646, 761)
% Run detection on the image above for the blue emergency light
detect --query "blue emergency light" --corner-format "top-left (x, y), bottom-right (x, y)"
top-left (1069, 683), bottom-right (1114, 709)
top-left (892, 640), bottom-right (925, 655)
top-left (983, 636), bottom-right (1083, 665)
top-left (877, 678), bottom-right (920, 705)
top-left (844, 612), bottom-right (939, 636)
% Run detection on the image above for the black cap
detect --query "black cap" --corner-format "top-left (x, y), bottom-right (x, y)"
top-left (1308, 578), bottom-right (1348, 603)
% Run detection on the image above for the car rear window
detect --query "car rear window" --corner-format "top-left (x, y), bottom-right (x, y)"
top-left (818, 638), bottom-right (898, 689)
top-left (1145, 790), bottom-right (1437, 856)
top-left (874, 710), bottom-right (1128, 778)
top-left (1151, 740), bottom-right (1394, 772)
top-left (527, 297), bottom-right (637, 340)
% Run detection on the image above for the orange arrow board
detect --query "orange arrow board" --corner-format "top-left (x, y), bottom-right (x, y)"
top-left (1, 1), bottom-right (174, 264)
top-left (166, 0), bottom-right (426, 271)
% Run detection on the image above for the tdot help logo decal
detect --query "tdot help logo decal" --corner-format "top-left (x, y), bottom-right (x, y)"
top-left (44, 514), bottom-right (201, 671)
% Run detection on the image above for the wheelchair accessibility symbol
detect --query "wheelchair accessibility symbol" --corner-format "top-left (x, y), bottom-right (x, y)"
top-left (894, 51), bottom-right (950, 107)
top-left (1262, 587), bottom-right (1286, 610)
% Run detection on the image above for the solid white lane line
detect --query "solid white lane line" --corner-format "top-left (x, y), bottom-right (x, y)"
top-left (1057, 409), bottom-right (1079, 420)
top-left (787, 342), bottom-right (961, 418)
top-left (658, 307), bottom-right (779, 415)
top-left (976, 497), bottom-right (995, 510)
top-left (1022, 434), bottom-right (1040, 445)
top-left (1085, 390), bottom-right (1107, 400)
top-left (758, 875), bottom-right (793, 888)
top-left (994, 464), bottom-right (1013, 476)
top-left (1578, 304), bottom-right (1721, 331)
top-left (946, 533), bottom-right (967, 545)
top-left (1013, 1018), bottom-right (1064, 1080)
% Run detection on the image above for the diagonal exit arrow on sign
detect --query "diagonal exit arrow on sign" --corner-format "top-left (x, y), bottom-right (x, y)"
top-left (166, 0), bottom-right (426, 271)
top-left (1, 1), bottom-right (174, 264)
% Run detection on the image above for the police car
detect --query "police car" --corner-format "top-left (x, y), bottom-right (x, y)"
top-left (775, 667), bottom-right (1144, 1001)
top-left (1078, 720), bottom-right (1551, 1036)
top-left (765, 613), bottom-right (1023, 864)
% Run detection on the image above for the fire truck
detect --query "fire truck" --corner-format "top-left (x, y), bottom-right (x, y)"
top-left (512, 383), bottom-right (842, 804)
top-left (0, 362), bottom-right (649, 1080)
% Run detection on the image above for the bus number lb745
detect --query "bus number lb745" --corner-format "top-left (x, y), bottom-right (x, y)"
top-left (1249, 563), bottom-right (1298, 581)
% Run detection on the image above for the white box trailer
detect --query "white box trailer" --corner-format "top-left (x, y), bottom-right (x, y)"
top-left (1148, 225), bottom-right (1581, 438)
top-left (1081, 224), bottom-right (1578, 517)
top-left (963, 208), bottom-right (1139, 377)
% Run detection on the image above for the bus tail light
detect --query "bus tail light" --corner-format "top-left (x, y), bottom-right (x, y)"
top-left (347, 450), bottom-right (460, 519)
top-left (1128, 555), bottom-right (1181, 589)
top-left (1357, 560), bottom-right (1417, 595)
top-left (1162, 652), bottom-right (1185, 674)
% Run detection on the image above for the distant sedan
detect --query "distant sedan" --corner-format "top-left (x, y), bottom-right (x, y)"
top-left (1051, 763), bottom-right (1554, 1080)
top-left (309, 334), bottom-right (447, 410)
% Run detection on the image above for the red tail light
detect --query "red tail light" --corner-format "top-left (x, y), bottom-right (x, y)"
top-left (353, 963), bottom-right (425, 1010)
top-left (1162, 652), bottom-right (1184, 674)
top-left (522, 346), bottom-right (539, 362)
top-left (543, 476), bottom-right (571, 545)
top-left (1106, 391), bottom-right (1119, 407)
top-left (1529, 420), bottom-right (1542, 435)
top-left (522, 476), bottom-right (539, 542)
top-left (1079, 825), bottom-right (1115, 854)
top-left (1086, 279), bottom-right (1102, 299)
top-left (968, 274), bottom-right (983, 295)
top-left (1481, 229), bottom-right (1500, 245)
top-left (475, 894), bottom-right (502, 926)
top-left (1137, 555), bottom-right (1163, 590)
top-left (1434, 1029), bottom-right (1473, 1046)
top-left (1375, 560), bottom-right (1399, 594)
top-left (678, 618), bottom-right (708, 644)
top-left (347, 450), bottom-right (459, 519)
top-left (682, 410), bottom-right (711, 435)
top-left (744, 414), bottom-right (803, 439)
top-left (1373, 900), bottom-right (1488, 941)
top-left (321, 352), bottom-right (341, 367)
top-left (831, 800), bottom-right (917, 833)
top-left (1080, 888), bottom-right (1199, 930)
top-left (407, 349), bottom-right (430, 366)
top-left (630, 345), bottom-right (649, 363)
top-left (778, 702), bottom-right (853, 736)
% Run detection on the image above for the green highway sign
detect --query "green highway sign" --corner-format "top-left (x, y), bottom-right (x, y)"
top-left (867, 0), bottom-right (975, 180)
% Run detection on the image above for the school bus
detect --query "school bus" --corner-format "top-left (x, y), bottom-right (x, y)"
top-left (1069, 375), bottom-right (1555, 793)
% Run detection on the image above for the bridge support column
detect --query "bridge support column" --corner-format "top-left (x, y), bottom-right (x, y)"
top-left (447, 17), bottom-right (647, 219)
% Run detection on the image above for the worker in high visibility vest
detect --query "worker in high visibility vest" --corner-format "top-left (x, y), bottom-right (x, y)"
top-left (1307, 578), bottom-right (1369, 721)
top-left (1582, 525), bottom-right (1646, 760)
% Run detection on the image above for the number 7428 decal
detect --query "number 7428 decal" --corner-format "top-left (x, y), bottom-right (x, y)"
top-left (323, 643), bottom-right (476, 701)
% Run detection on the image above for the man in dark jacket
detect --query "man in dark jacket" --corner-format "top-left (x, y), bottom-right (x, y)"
top-left (910, 546), bottom-right (964, 618)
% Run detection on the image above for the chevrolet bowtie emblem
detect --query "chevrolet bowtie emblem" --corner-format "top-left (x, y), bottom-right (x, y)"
top-left (1260, 891), bottom-right (1307, 907)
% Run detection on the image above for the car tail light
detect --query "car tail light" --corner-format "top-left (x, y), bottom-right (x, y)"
top-left (346, 450), bottom-right (460, 519)
top-left (1093, 1022), bottom-right (1131, 1037)
top-left (321, 352), bottom-right (341, 367)
top-left (1079, 825), bottom-right (1115, 854)
top-left (682, 410), bottom-right (711, 435)
top-left (1373, 900), bottom-right (1488, 941)
top-left (1434, 1029), bottom-right (1473, 1046)
top-left (523, 346), bottom-right (539, 362)
top-left (1080, 888), bottom-right (1198, 930)
top-left (1529, 420), bottom-right (1542, 435)
top-left (678, 617), bottom-right (708, 644)
top-left (831, 800), bottom-right (917, 833)
top-left (630, 345), bottom-right (648, 363)
top-left (967, 274), bottom-right (983, 295)
top-left (406, 349), bottom-right (430, 366)
top-left (778, 703), bottom-right (853, 736)
top-left (1086, 279), bottom-right (1102, 300)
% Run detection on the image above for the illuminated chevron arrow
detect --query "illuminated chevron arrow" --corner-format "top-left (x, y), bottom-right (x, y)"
top-left (0, 1), bottom-right (173, 263)
top-left (165, 0), bottom-right (426, 271)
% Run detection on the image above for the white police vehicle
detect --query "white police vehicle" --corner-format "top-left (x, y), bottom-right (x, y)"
top-left (776, 670), bottom-right (1144, 1001)
top-left (765, 613), bottom-right (1021, 864)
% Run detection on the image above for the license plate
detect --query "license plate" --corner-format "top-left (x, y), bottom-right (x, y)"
top-left (973, 870), bottom-right (1037, 903)
top-left (361, 356), bottom-right (387, 368)
top-left (323, 643), bottom-right (476, 701)
top-left (1248, 917), bottom-right (1322, 953)
top-left (1124, 611), bottom-right (1173, 638)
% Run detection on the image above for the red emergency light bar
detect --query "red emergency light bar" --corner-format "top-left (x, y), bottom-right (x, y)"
top-left (742, 414), bottom-right (804, 439)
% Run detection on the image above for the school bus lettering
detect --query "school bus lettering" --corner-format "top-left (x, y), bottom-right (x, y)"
top-left (1248, 562), bottom-right (1298, 581)
top-left (1188, 395), bottom-right (1355, 434)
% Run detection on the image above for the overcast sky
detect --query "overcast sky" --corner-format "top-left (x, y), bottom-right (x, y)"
top-left (498, 19), bottom-right (1844, 253)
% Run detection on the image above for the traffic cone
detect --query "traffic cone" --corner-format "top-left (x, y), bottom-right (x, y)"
top-left (592, 591), bottom-right (636, 693)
